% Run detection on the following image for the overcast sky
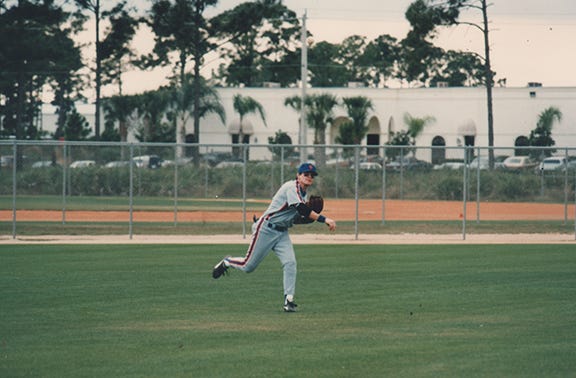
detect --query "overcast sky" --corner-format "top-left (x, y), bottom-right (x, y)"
top-left (114, 0), bottom-right (576, 96)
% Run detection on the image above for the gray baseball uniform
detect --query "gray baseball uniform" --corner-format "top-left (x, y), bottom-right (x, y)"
top-left (225, 178), bottom-right (308, 298)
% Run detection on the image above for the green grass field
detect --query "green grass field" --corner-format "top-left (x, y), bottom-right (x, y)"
top-left (1, 244), bottom-right (575, 377)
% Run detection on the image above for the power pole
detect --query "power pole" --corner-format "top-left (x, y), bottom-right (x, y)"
top-left (299, 10), bottom-right (308, 163)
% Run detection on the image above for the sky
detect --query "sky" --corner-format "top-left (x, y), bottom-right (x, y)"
top-left (106, 0), bottom-right (576, 98)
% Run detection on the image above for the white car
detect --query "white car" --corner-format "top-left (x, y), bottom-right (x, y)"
top-left (69, 160), bottom-right (96, 168)
top-left (502, 156), bottom-right (537, 170)
top-left (468, 155), bottom-right (509, 170)
top-left (32, 160), bottom-right (56, 168)
top-left (132, 155), bottom-right (162, 169)
top-left (537, 156), bottom-right (567, 172)
top-left (215, 161), bottom-right (244, 169)
top-left (433, 162), bottom-right (465, 170)
top-left (104, 161), bottom-right (132, 168)
top-left (357, 162), bottom-right (382, 170)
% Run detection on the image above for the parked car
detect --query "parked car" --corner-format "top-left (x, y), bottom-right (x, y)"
top-left (502, 156), bottom-right (537, 170)
top-left (70, 160), bottom-right (96, 168)
top-left (132, 155), bottom-right (163, 169)
top-left (32, 160), bottom-right (57, 168)
top-left (202, 152), bottom-right (234, 167)
top-left (104, 160), bottom-right (132, 168)
top-left (325, 158), bottom-right (352, 168)
top-left (215, 160), bottom-right (244, 169)
top-left (386, 156), bottom-right (432, 172)
top-left (568, 156), bottom-right (576, 171)
top-left (357, 162), bottom-right (382, 170)
top-left (433, 161), bottom-right (465, 170)
top-left (468, 155), bottom-right (509, 170)
top-left (537, 156), bottom-right (567, 172)
top-left (0, 155), bottom-right (14, 168)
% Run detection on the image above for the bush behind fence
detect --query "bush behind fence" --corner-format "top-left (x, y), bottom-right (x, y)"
top-left (1, 141), bottom-right (576, 203)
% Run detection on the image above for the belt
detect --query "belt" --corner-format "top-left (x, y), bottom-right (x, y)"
top-left (267, 222), bottom-right (288, 232)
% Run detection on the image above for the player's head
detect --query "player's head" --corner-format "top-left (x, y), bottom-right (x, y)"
top-left (297, 163), bottom-right (318, 177)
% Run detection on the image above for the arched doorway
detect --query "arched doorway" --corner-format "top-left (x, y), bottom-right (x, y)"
top-left (457, 120), bottom-right (477, 163)
top-left (366, 116), bottom-right (381, 156)
top-left (514, 136), bottom-right (530, 156)
top-left (228, 119), bottom-right (254, 159)
top-left (431, 136), bottom-right (446, 164)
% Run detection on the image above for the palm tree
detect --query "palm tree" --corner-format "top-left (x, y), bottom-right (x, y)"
top-left (285, 93), bottom-right (339, 166)
top-left (337, 96), bottom-right (374, 145)
top-left (403, 112), bottom-right (435, 156)
top-left (174, 77), bottom-right (226, 158)
top-left (529, 106), bottom-right (562, 159)
top-left (232, 94), bottom-right (267, 158)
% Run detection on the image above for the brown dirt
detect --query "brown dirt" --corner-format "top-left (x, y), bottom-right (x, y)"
top-left (2, 200), bottom-right (575, 244)
top-left (1, 199), bottom-right (573, 222)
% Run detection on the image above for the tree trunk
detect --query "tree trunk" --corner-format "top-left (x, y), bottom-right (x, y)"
top-left (482, 0), bottom-right (495, 168)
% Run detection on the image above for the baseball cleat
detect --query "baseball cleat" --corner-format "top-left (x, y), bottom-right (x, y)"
top-left (212, 259), bottom-right (229, 279)
top-left (283, 300), bottom-right (298, 312)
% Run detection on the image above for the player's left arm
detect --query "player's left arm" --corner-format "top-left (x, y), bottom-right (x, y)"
top-left (307, 209), bottom-right (336, 231)
top-left (294, 200), bottom-right (336, 231)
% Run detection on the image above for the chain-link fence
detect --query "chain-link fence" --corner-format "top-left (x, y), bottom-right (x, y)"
top-left (1, 140), bottom-right (576, 239)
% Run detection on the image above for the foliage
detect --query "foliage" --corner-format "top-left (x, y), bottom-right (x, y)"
top-left (284, 93), bottom-right (338, 146)
top-left (405, 113), bottom-right (434, 140)
top-left (142, 0), bottom-right (218, 149)
top-left (336, 96), bottom-right (373, 145)
top-left (308, 41), bottom-right (349, 87)
top-left (59, 108), bottom-right (92, 141)
top-left (211, 0), bottom-right (300, 87)
top-left (360, 34), bottom-right (400, 87)
top-left (0, 0), bottom-right (82, 140)
top-left (133, 88), bottom-right (175, 143)
top-left (74, 0), bottom-right (139, 139)
top-left (267, 130), bottom-right (294, 161)
top-left (528, 106), bottom-right (562, 159)
top-left (385, 130), bottom-right (413, 160)
top-left (99, 1), bottom-right (139, 94)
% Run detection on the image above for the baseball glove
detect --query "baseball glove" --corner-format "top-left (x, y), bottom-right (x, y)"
top-left (293, 195), bottom-right (324, 224)
top-left (307, 195), bottom-right (324, 214)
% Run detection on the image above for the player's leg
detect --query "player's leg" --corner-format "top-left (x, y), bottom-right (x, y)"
top-left (226, 223), bottom-right (277, 273)
top-left (273, 234), bottom-right (297, 311)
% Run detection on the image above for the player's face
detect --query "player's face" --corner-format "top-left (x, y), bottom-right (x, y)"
top-left (298, 172), bottom-right (316, 187)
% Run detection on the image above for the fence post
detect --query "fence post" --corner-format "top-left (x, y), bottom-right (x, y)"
top-left (564, 148), bottom-right (569, 225)
top-left (173, 144), bottom-right (179, 226)
top-left (476, 146), bottom-right (481, 224)
top-left (129, 144), bottom-right (134, 239)
top-left (381, 146), bottom-right (386, 225)
top-left (11, 141), bottom-right (17, 239)
top-left (354, 146), bottom-right (360, 240)
top-left (62, 142), bottom-right (67, 225)
top-left (242, 144), bottom-right (248, 239)
top-left (462, 146), bottom-right (468, 240)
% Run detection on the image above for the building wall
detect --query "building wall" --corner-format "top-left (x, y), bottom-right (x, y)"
top-left (200, 86), bottom-right (576, 161)
top-left (41, 86), bottom-right (576, 161)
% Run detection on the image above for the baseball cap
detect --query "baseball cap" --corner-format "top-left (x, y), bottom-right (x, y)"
top-left (298, 162), bottom-right (318, 176)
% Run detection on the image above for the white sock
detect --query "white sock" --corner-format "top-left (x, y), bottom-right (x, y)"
top-left (285, 295), bottom-right (294, 303)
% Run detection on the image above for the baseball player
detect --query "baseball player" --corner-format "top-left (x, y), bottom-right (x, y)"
top-left (212, 162), bottom-right (336, 312)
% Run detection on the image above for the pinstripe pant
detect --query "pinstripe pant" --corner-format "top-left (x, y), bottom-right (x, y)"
top-left (227, 219), bottom-right (297, 297)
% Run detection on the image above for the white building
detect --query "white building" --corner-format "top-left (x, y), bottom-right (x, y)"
top-left (42, 86), bottom-right (576, 162)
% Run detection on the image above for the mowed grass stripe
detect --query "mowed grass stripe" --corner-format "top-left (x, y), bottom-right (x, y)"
top-left (1, 244), bottom-right (575, 377)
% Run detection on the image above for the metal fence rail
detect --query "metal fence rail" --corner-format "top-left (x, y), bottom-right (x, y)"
top-left (1, 140), bottom-right (575, 240)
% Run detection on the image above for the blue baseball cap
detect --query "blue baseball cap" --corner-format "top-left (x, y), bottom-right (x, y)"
top-left (298, 163), bottom-right (318, 176)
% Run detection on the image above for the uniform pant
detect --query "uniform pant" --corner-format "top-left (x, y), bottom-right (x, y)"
top-left (227, 220), bottom-right (297, 297)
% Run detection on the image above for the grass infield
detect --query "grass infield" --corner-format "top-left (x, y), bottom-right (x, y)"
top-left (1, 244), bottom-right (575, 377)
